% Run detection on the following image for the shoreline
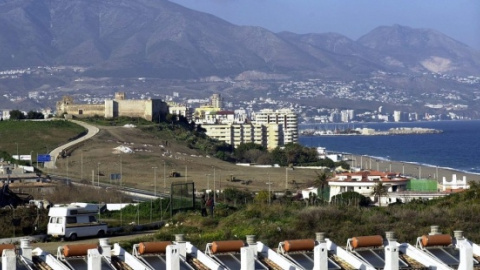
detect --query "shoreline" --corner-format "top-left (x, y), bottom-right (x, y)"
top-left (345, 153), bottom-right (480, 183)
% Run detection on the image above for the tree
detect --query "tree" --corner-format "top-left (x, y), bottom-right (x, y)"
top-left (314, 170), bottom-right (331, 202)
top-left (234, 143), bottom-right (266, 162)
top-left (254, 190), bottom-right (271, 204)
top-left (9, 110), bottom-right (25, 120)
top-left (26, 110), bottom-right (44, 119)
top-left (330, 191), bottom-right (371, 207)
top-left (372, 181), bottom-right (389, 206)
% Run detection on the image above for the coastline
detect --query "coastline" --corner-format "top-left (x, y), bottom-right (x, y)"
top-left (345, 153), bottom-right (480, 183)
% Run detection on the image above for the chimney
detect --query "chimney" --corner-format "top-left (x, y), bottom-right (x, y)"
top-left (386, 231), bottom-right (396, 242)
top-left (313, 236), bottom-right (328, 270)
top-left (316, 232), bottom-right (326, 243)
top-left (246, 235), bottom-right (258, 259)
top-left (99, 238), bottom-right (111, 262)
top-left (2, 249), bottom-right (16, 269)
top-left (241, 247), bottom-right (255, 270)
top-left (456, 231), bottom-right (473, 270)
top-left (87, 249), bottom-right (102, 270)
top-left (384, 232), bottom-right (399, 270)
top-left (454, 231), bottom-right (465, 240)
top-left (20, 238), bottom-right (32, 261)
top-left (246, 235), bottom-right (256, 245)
top-left (429, 225), bottom-right (440, 235)
top-left (166, 245), bottom-right (180, 270)
top-left (175, 234), bottom-right (187, 257)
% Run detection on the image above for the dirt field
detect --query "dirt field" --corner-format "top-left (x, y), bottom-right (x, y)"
top-left (45, 125), bottom-right (319, 194)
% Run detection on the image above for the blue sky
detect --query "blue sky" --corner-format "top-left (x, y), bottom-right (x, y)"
top-left (169, 0), bottom-right (480, 50)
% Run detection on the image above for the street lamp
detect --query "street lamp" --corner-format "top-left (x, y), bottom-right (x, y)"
top-left (29, 150), bottom-right (33, 166)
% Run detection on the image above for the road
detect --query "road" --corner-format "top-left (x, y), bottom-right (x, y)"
top-left (44, 120), bottom-right (99, 169)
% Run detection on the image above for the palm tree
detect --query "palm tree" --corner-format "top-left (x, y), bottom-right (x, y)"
top-left (314, 170), bottom-right (330, 203)
top-left (372, 181), bottom-right (388, 206)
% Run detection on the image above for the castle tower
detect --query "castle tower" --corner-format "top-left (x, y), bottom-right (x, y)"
top-left (115, 92), bottom-right (126, 100)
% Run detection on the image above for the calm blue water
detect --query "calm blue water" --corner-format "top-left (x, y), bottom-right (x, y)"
top-left (299, 120), bottom-right (480, 174)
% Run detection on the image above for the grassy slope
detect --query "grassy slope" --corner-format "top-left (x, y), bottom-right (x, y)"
top-left (0, 120), bottom-right (86, 159)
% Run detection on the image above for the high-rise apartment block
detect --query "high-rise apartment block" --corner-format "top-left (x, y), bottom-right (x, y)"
top-left (202, 108), bottom-right (298, 150)
top-left (252, 109), bottom-right (298, 145)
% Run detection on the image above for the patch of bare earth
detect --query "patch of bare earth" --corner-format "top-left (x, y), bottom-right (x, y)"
top-left (49, 125), bottom-right (318, 194)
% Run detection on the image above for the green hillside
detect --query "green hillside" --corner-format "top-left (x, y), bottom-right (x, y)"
top-left (0, 120), bottom-right (86, 161)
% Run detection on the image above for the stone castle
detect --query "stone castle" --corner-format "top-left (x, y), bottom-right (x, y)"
top-left (56, 92), bottom-right (169, 121)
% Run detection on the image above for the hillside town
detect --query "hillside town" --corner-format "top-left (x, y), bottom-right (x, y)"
top-left (0, 66), bottom-right (480, 125)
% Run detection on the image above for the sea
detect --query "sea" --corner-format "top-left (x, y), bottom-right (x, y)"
top-left (299, 120), bottom-right (480, 175)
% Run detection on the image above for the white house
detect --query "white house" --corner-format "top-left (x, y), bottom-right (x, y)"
top-left (328, 170), bottom-right (409, 205)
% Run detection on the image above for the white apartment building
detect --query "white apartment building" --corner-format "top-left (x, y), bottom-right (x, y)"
top-left (393, 111), bottom-right (402, 122)
top-left (168, 102), bottom-right (193, 121)
top-left (340, 110), bottom-right (354, 123)
top-left (203, 123), bottom-right (267, 148)
top-left (252, 109), bottom-right (298, 145)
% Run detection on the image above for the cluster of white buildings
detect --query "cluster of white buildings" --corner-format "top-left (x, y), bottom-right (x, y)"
top-left (326, 170), bottom-right (470, 205)
top-left (169, 94), bottom-right (298, 150)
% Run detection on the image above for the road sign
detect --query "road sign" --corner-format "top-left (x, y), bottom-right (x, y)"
top-left (37, 154), bottom-right (51, 162)
top-left (110, 173), bottom-right (121, 180)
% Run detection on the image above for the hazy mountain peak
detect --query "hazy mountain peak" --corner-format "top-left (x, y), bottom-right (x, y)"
top-left (0, 1), bottom-right (479, 78)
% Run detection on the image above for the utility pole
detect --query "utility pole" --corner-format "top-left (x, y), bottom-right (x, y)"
top-left (285, 167), bottom-right (288, 190)
top-left (81, 151), bottom-right (83, 180)
top-left (152, 167), bottom-right (157, 197)
top-left (97, 162), bottom-right (101, 186)
top-left (163, 160), bottom-right (166, 193)
top-left (213, 167), bottom-right (216, 203)
top-left (15, 142), bottom-right (19, 167)
top-left (66, 156), bottom-right (69, 181)
top-left (266, 181), bottom-right (273, 205)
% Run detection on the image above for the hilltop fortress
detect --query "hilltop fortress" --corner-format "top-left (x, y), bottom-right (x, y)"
top-left (56, 92), bottom-right (298, 150)
top-left (56, 92), bottom-right (169, 121)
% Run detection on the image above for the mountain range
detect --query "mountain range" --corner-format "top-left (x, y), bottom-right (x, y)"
top-left (1, 0), bottom-right (479, 80)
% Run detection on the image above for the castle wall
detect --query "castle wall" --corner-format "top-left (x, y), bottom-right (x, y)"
top-left (61, 104), bottom-right (105, 117)
top-left (57, 93), bottom-right (168, 121)
top-left (116, 100), bottom-right (148, 119)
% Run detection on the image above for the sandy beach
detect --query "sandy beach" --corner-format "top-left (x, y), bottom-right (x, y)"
top-left (346, 154), bottom-right (480, 183)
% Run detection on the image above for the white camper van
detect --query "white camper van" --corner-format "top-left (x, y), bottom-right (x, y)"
top-left (47, 202), bottom-right (108, 240)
